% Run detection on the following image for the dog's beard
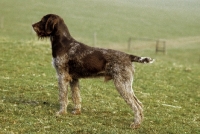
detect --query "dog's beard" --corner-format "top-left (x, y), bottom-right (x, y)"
top-left (36, 32), bottom-right (50, 39)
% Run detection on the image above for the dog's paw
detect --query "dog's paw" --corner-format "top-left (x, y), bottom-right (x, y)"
top-left (56, 110), bottom-right (67, 116)
top-left (139, 57), bottom-right (155, 64)
top-left (71, 109), bottom-right (81, 115)
top-left (130, 122), bottom-right (140, 129)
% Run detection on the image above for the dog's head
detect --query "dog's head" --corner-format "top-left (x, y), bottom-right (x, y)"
top-left (32, 14), bottom-right (64, 38)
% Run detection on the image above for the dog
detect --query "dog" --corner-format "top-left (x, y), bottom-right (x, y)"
top-left (32, 14), bottom-right (154, 129)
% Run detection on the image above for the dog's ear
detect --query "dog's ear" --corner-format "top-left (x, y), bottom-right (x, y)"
top-left (45, 16), bottom-right (57, 34)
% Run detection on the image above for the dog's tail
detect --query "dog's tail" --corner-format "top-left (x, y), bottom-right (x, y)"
top-left (129, 55), bottom-right (155, 63)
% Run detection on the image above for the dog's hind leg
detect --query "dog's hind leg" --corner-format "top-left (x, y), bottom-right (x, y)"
top-left (70, 79), bottom-right (81, 115)
top-left (113, 67), bottom-right (143, 129)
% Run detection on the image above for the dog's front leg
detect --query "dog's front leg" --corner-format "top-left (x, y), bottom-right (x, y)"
top-left (56, 73), bottom-right (71, 116)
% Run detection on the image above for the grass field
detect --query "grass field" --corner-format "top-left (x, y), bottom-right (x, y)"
top-left (0, 0), bottom-right (200, 133)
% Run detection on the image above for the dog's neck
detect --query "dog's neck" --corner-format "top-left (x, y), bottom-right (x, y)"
top-left (50, 30), bottom-right (74, 58)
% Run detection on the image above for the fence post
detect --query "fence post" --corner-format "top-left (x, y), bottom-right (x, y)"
top-left (156, 40), bottom-right (166, 54)
top-left (93, 32), bottom-right (96, 47)
top-left (128, 37), bottom-right (131, 51)
top-left (163, 41), bottom-right (166, 54)
top-left (156, 40), bottom-right (159, 54)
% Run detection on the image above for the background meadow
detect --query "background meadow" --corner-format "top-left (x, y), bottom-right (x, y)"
top-left (0, 0), bottom-right (200, 133)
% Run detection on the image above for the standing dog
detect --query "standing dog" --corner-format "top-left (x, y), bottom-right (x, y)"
top-left (32, 14), bottom-right (154, 129)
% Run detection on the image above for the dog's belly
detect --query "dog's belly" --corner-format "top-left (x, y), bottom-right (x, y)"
top-left (68, 60), bottom-right (106, 78)
top-left (69, 67), bottom-right (106, 78)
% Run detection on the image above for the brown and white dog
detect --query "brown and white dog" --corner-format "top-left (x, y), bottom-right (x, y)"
top-left (32, 14), bottom-right (154, 129)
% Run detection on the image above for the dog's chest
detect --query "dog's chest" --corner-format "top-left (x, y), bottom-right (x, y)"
top-left (52, 54), bottom-right (68, 70)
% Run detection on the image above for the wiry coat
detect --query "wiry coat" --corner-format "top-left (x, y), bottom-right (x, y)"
top-left (32, 14), bottom-right (154, 129)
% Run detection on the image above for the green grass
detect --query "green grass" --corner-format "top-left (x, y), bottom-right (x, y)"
top-left (0, 0), bottom-right (200, 133)
top-left (1, 39), bottom-right (200, 134)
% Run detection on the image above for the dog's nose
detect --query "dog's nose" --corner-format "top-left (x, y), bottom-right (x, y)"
top-left (32, 23), bottom-right (37, 27)
top-left (32, 25), bottom-right (38, 32)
